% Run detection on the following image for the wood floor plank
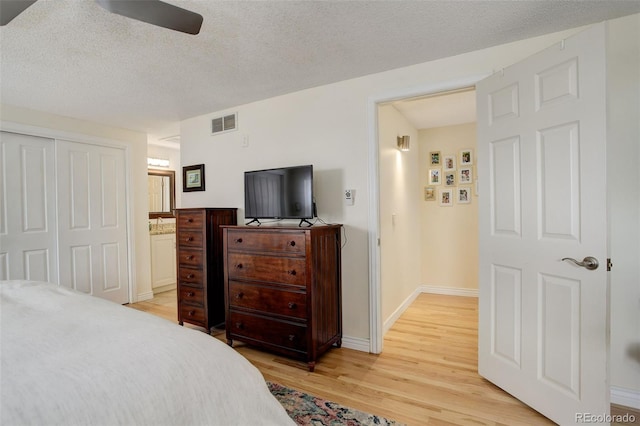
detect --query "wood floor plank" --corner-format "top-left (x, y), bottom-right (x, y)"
top-left (130, 291), bottom-right (555, 425)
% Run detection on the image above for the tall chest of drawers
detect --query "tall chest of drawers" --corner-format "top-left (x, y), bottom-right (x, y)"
top-left (222, 225), bottom-right (342, 371)
top-left (176, 208), bottom-right (237, 333)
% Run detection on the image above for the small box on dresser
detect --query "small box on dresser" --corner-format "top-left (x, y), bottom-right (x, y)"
top-left (176, 208), bottom-right (237, 333)
top-left (222, 224), bottom-right (343, 372)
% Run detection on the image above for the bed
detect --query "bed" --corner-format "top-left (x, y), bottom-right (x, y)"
top-left (1, 280), bottom-right (295, 426)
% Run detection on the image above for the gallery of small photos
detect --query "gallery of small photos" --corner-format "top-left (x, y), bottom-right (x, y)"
top-left (425, 149), bottom-right (476, 206)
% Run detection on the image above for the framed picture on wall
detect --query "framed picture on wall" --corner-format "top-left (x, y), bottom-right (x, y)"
top-left (460, 149), bottom-right (473, 166)
top-left (444, 171), bottom-right (456, 187)
top-left (439, 189), bottom-right (453, 206)
top-left (183, 164), bottom-right (205, 192)
top-left (424, 187), bottom-right (436, 201)
top-left (443, 155), bottom-right (456, 171)
top-left (457, 187), bottom-right (471, 204)
top-left (428, 168), bottom-right (441, 185)
top-left (459, 167), bottom-right (473, 185)
top-left (430, 151), bottom-right (441, 166)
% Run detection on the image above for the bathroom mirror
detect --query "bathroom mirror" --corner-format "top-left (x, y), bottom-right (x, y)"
top-left (148, 170), bottom-right (175, 218)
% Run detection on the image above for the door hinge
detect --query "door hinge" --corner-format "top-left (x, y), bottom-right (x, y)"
top-left (607, 258), bottom-right (613, 271)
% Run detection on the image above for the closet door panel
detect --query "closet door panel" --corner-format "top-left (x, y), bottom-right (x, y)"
top-left (57, 140), bottom-right (129, 304)
top-left (0, 132), bottom-right (57, 281)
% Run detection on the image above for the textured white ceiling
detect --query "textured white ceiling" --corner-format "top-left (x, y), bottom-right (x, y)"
top-left (1, 1), bottom-right (639, 137)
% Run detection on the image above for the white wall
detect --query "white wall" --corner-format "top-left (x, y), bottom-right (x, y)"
top-left (0, 104), bottom-right (152, 302)
top-left (419, 123), bottom-right (478, 292)
top-left (606, 14), bottom-right (640, 407)
top-left (179, 26), bottom-right (586, 343)
top-left (377, 104), bottom-right (422, 327)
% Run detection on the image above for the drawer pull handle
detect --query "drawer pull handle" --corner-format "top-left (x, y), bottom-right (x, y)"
top-left (287, 270), bottom-right (297, 276)
top-left (186, 292), bottom-right (195, 297)
top-left (288, 302), bottom-right (297, 309)
top-left (236, 322), bottom-right (244, 330)
top-left (288, 334), bottom-right (296, 341)
top-left (188, 310), bottom-right (195, 317)
top-left (235, 238), bottom-right (243, 244)
top-left (186, 255), bottom-right (194, 260)
top-left (186, 237), bottom-right (193, 242)
top-left (187, 273), bottom-right (194, 279)
top-left (235, 292), bottom-right (244, 299)
top-left (289, 240), bottom-right (296, 247)
top-left (187, 218), bottom-right (193, 223)
top-left (236, 263), bottom-right (243, 269)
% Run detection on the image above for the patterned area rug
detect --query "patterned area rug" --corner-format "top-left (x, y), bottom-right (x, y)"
top-left (267, 381), bottom-right (403, 426)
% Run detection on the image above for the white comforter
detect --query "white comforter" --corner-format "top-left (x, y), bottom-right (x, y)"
top-left (0, 280), bottom-right (294, 426)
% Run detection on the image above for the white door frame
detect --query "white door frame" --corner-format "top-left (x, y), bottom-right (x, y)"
top-left (366, 73), bottom-right (490, 353)
top-left (0, 120), bottom-right (136, 303)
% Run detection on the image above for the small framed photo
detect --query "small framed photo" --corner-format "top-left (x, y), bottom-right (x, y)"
top-left (457, 187), bottom-right (471, 204)
top-left (443, 155), bottom-right (456, 171)
top-left (430, 151), bottom-right (441, 166)
top-left (428, 168), bottom-right (441, 185)
top-left (460, 149), bottom-right (473, 166)
top-left (459, 167), bottom-right (473, 185)
top-left (183, 164), bottom-right (205, 192)
top-left (444, 171), bottom-right (456, 187)
top-left (424, 187), bottom-right (436, 201)
top-left (439, 189), bottom-right (453, 206)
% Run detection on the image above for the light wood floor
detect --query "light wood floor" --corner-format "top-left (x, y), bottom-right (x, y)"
top-left (129, 291), bottom-right (635, 426)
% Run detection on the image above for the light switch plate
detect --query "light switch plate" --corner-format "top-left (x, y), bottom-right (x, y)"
top-left (345, 189), bottom-right (355, 206)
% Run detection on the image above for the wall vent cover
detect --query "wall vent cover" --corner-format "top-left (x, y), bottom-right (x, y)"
top-left (211, 113), bottom-right (237, 135)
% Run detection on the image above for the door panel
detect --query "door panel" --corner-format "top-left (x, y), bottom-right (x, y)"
top-left (477, 23), bottom-right (608, 424)
top-left (0, 132), bottom-right (57, 281)
top-left (57, 140), bottom-right (129, 304)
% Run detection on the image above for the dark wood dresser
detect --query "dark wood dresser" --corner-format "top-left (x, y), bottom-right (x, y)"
top-left (222, 224), bottom-right (342, 371)
top-left (176, 208), bottom-right (237, 333)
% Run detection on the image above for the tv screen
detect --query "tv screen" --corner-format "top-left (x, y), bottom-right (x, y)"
top-left (244, 165), bottom-right (314, 221)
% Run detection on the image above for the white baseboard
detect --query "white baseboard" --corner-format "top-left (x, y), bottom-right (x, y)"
top-left (136, 291), bottom-right (154, 303)
top-left (383, 288), bottom-right (422, 334)
top-left (341, 335), bottom-right (370, 353)
top-left (421, 285), bottom-right (478, 298)
top-left (611, 386), bottom-right (640, 410)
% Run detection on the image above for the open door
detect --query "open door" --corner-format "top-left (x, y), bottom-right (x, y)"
top-left (477, 23), bottom-right (609, 425)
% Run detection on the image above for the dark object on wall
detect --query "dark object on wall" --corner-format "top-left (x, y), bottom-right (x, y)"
top-left (183, 164), bottom-right (205, 192)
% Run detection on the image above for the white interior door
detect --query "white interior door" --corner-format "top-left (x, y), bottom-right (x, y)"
top-left (56, 140), bottom-right (129, 304)
top-left (0, 132), bottom-right (58, 281)
top-left (477, 23), bottom-right (608, 424)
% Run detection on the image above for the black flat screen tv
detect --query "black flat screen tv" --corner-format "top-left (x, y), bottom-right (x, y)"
top-left (244, 165), bottom-right (314, 225)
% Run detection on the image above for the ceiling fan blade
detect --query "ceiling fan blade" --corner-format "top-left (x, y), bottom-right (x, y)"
top-left (95, 0), bottom-right (203, 35)
top-left (0, 0), bottom-right (38, 26)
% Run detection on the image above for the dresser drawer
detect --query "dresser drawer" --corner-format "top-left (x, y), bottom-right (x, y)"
top-left (179, 285), bottom-right (204, 305)
top-left (179, 303), bottom-right (206, 325)
top-left (178, 249), bottom-right (203, 267)
top-left (178, 267), bottom-right (203, 285)
top-left (227, 253), bottom-right (306, 285)
top-left (177, 230), bottom-right (203, 248)
top-left (227, 230), bottom-right (306, 255)
top-left (177, 211), bottom-right (204, 229)
top-left (228, 311), bottom-right (307, 352)
top-left (228, 281), bottom-right (307, 319)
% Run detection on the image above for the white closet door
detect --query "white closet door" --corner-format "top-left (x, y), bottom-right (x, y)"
top-left (0, 132), bottom-right (58, 281)
top-left (56, 140), bottom-right (129, 304)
